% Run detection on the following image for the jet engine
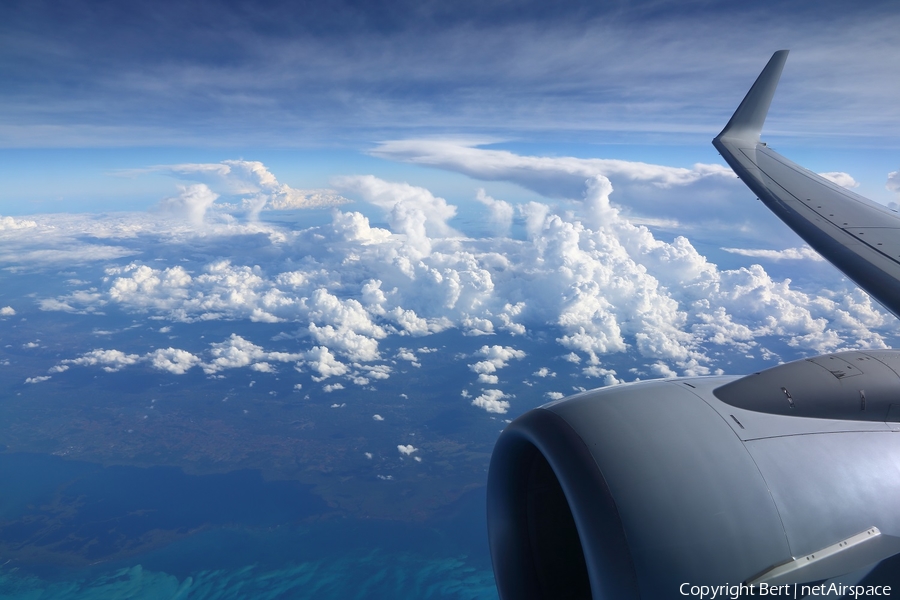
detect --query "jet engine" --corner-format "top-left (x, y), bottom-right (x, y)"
top-left (488, 351), bottom-right (900, 598)
top-left (488, 51), bottom-right (900, 599)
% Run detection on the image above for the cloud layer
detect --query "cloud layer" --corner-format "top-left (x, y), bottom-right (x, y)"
top-left (10, 146), bottom-right (897, 415)
top-left (28, 177), bottom-right (891, 366)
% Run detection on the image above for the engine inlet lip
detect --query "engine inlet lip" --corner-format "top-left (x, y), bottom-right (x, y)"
top-left (487, 408), bottom-right (640, 599)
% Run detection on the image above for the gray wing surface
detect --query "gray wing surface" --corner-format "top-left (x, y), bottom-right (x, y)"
top-left (713, 50), bottom-right (900, 318)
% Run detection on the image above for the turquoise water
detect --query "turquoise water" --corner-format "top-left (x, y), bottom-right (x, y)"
top-left (0, 553), bottom-right (497, 599)
top-left (0, 453), bottom-right (497, 599)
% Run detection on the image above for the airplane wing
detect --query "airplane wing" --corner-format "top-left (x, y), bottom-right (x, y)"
top-left (713, 50), bottom-right (900, 318)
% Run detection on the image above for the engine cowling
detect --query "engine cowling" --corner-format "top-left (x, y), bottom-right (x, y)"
top-left (487, 352), bottom-right (900, 599)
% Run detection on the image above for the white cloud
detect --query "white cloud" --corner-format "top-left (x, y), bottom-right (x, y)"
top-left (371, 139), bottom-right (733, 199)
top-left (397, 444), bottom-right (418, 455)
top-left (156, 184), bottom-right (219, 226)
top-left (476, 345), bottom-right (525, 365)
top-left (355, 363), bottom-right (391, 380)
top-left (396, 348), bottom-right (421, 368)
top-left (21, 150), bottom-right (896, 387)
top-left (475, 188), bottom-right (514, 236)
top-left (147, 348), bottom-right (201, 374)
top-left (721, 246), bottom-right (824, 261)
top-left (25, 375), bottom-right (51, 384)
top-left (545, 391), bottom-right (565, 400)
top-left (582, 366), bottom-right (622, 386)
top-left (307, 289), bottom-right (386, 361)
top-left (50, 336), bottom-right (304, 379)
top-left (324, 383), bottom-right (345, 393)
top-left (373, 414), bottom-right (384, 421)
top-left (650, 363), bottom-right (678, 378)
top-left (533, 367), bottom-right (556, 377)
top-left (468, 345), bottom-right (526, 384)
top-left (471, 389), bottom-right (511, 414)
top-left (203, 334), bottom-right (303, 374)
top-left (334, 175), bottom-right (458, 259)
top-left (60, 349), bottom-right (141, 372)
top-left (303, 346), bottom-right (348, 380)
top-left (888, 171), bottom-right (900, 196)
top-left (0, 216), bottom-right (38, 230)
top-left (149, 159), bottom-right (348, 215)
top-left (0, 306), bottom-right (15, 316)
top-left (818, 172), bottom-right (859, 189)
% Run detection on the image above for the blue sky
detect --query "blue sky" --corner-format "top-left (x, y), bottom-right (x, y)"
top-left (3, 0), bottom-right (899, 145)
top-left (2, 0), bottom-right (900, 215)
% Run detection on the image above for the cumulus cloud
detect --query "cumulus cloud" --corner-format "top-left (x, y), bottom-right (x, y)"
top-left (156, 184), bottom-right (219, 226)
top-left (650, 362), bottom-right (678, 378)
top-left (334, 175), bottom-right (459, 259)
top-left (396, 348), bottom-right (421, 367)
top-left (0, 306), bottom-right (14, 316)
top-left (59, 349), bottom-right (142, 372)
top-left (582, 365), bottom-right (623, 386)
top-left (819, 172), bottom-right (859, 189)
top-left (471, 389), bottom-right (511, 414)
top-left (204, 334), bottom-right (303, 374)
top-left (303, 346), bottom-right (349, 381)
top-left (468, 345), bottom-right (526, 384)
top-left (397, 444), bottom-right (418, 455)
top-left (49, 336), bottom-right (305, 379)
top-left (373, 414), bottom-right (384, 421)
top-left (888, 170), bottom-right (900, 196)
top-left (26, 150), bottom-right (897, 389)
top-left (25, 375), bottom-right (51, 384)
top-left (147, 348), bottom-right (201, 374)
top-left (308, 289), bottom-right (386, 361)
top-left (146, 160), bottom-right (348, 216)
top-left (475, 188), bottom-right (514, 236)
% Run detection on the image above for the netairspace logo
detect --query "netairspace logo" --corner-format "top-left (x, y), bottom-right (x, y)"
top-left (680, 582), bottom-right (892, 599)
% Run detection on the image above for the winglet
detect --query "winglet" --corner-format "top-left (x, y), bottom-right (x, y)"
top-left (716, 50), bottom-right (789, 143)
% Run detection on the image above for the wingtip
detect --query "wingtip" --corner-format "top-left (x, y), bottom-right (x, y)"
top-left (716, 50), bottom-right (790, 143)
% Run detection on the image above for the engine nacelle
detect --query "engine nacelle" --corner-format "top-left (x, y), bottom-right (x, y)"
top-left (487, 351), bottom-right (900, 599)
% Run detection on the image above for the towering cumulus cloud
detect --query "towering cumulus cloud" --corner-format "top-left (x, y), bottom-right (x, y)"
top-left (148, 160), bottom-right (348, 218)
top-left (156, 184), bottom-right (219, 226)
top-left (16, 147), bottom-right (893, 413)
